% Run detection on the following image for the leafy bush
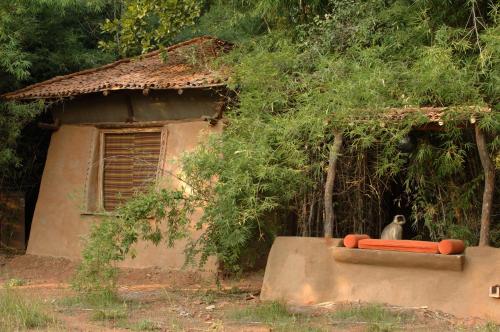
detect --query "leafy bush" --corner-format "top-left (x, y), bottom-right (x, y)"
top-left (74, 0), bottom-right (499, 292)
top-left (72, 187), bottom-right (194, 295)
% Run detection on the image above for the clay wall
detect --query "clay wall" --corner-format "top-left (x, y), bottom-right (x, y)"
top-left (52, 89), bottom-right (221, 124)
top-left (261, 237), bottom-right (500, 323)
top-left (28, 93), bottom-right (222, 269)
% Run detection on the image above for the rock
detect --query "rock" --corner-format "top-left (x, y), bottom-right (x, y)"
top-left (179, 310), bottom-right (190, 317)
top-left (205, 305), bottom-right (216, 311)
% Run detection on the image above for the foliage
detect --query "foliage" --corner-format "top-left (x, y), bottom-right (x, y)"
top-left (170, 0), bottom-right (498, 269)
top-left (130, 319), bottom-right (161, 331)
top-left (91, 308), bottom-right (128, 321)
top-left (59, 291), bottom-right (123, 308)
top-left (0, 0), bottom-right (115, 186)
top-left (72, 187), bottom-right (194, 296)
top-left (73, 0), bottom-right (499, 281)
top-left (58, 292), bottom-right (132, 324)
top-left (228, 301), bottom-right (417, 331)
top-left (331, 303), bottom-right (415, 331)
top-left (0, 287), bottom-right (55, 330)
top-left (0, 0), bottom-right (115, 91)
top-left (229, 301), bottom-right (319, 332)
top-left (99, 0), bottom-right (203, 56)
top-left (6, 278), bottom-right (27, 287)
top-left (0, 101), bottom-right (43, 172)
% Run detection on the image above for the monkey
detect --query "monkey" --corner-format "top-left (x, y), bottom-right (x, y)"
top-left (380, 215), bottom-right (406, 240)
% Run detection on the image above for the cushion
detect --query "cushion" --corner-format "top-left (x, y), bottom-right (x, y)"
top-left (358, 239), bottom-right (440, 254)
top-left (343, 234), bottom-right (370, 248)
top-left (438, 239), bottom-right (465, 255)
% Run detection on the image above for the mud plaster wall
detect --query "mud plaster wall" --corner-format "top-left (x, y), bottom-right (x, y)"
top-left (261, 237), bottom-right (500, 323)
top-left (52, 90), bottom-right (221, 124)
top-left (27, 120), bottom-right (221, 270)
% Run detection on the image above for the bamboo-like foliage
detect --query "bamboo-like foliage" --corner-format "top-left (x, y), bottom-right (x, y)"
top-left (0, 0), bottom-right (116, 185)
top-left (99, 0), bottom-right (202, 56)
top-left (74, 0), bottom-right (499, 287)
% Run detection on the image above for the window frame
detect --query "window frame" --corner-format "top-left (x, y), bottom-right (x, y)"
top-left (97, 126), bottom-right (168, 211)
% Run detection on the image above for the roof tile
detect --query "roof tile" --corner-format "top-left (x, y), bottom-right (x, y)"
top-left (2, 36), bottom-right (232, 101)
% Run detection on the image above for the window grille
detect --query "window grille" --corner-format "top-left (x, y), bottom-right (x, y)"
top-left (102, 130), bottom-right (162, 210)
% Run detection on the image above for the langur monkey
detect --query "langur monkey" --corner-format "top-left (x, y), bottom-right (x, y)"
top-left (380, 215), bottom-right (406, 240)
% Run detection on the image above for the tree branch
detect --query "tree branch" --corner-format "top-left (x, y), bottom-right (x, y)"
top-left (474, 124), bottom-right (495, 246)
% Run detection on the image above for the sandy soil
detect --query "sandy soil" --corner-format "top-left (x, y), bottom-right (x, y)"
top-left (0, 253), bottom-right (497, 332)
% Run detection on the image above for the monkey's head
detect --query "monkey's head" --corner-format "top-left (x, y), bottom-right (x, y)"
top-left (393, 215), bottom-right (406, 225)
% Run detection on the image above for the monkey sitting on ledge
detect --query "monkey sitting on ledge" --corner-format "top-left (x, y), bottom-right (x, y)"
top-left (381, 215), bottom-right (406, 240)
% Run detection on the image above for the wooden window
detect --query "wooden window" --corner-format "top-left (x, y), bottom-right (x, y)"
top-left (99, 128), bottom-right (164, 211)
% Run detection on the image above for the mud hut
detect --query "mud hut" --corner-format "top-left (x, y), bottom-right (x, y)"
top-left (1, 36), bottom-right (231, 269)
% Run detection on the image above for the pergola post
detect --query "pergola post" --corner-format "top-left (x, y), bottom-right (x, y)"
top-left (474, 124), bottom-right (495, 246)
top-left (324, 130), bottom-right (343, 238)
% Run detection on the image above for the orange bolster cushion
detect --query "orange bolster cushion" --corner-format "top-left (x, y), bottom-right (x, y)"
top-left (344, 234), bottom-right (370, 248)
top-left (358, 239), bottom-right (440, 254)
top-left (438, 239), bottom-right (465, 255)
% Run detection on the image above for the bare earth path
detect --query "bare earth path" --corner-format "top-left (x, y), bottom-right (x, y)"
top-left (0, 253), bottom-right (498, 331)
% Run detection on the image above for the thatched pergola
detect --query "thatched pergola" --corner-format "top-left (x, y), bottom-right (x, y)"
top-left (324, 106), bottom-right (495, 245)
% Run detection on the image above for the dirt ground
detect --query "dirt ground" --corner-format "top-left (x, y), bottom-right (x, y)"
top-left (0, 253), bottom-right (498, 332)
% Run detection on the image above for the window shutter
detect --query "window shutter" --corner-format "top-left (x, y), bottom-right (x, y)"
top-left (103, 130), bottom-right (161, 210)
top-left (133, 132), bottom-right (162, 191)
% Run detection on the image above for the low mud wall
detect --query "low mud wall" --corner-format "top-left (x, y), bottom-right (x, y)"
top-left (261, 237), bottom-right (500, 322)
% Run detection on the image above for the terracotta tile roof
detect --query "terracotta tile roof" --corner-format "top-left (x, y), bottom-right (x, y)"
top-left (2, 36), bottom-right (232, 101)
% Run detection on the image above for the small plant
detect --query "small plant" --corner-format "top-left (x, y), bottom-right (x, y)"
top-left (72, 187), bottom-right (193, 297)
top-left (59, 292), bottom-right (131, 323)
top-left (201, 290), bottom-right (216, 305)
top-left (91, 308), bottom-right (127, 321)
top-left (229, 301), bottom-right (320, 331)
top-left (458, 322), bottom-right (500, 332)
top-left (227, 286), bottom-right (245, 294)
top-left (231, 301), bottom-right (291, 323)
top-left (60, 290), bottom-right (123, 309)
top-left (482, 322), bottom-right (500, 332)
top-left (0, 288), bottom-right (55, 330)
top-left (133, 319), bottom-right (161, 331)
top-left (6, 278), bottom-right (26, 287)
top-left (331, 303), bottom-right (415, 331)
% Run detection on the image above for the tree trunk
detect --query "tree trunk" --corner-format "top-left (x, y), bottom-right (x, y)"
top-left (324, 130), bottom-right (343, 238)
top-left (475, 125), bottom-right (495, 246)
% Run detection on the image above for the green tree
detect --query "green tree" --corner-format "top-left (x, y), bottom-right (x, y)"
top-left (0, 0), bottom-right (115, 184)
top-left (74, 0), bottom-right (499, 289)
top-left (99, 0), bottom-right (203, 56)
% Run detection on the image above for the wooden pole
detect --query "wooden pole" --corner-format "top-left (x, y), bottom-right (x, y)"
top-left (324, 130), bottom-right (343, 238)
top-left (474, 125), bottom-right (495, 246)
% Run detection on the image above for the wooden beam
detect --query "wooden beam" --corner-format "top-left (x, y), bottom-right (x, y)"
top-left (91, 118), bottom-right (212, 129)
top-left (125, 95), bottom-right (135, 122)
top-left (324, 130), bottom-right (343, 238)
top-left (475, 125), bottom-right (495, 246)
top-left (37, 118), bottom-right (60, 131)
